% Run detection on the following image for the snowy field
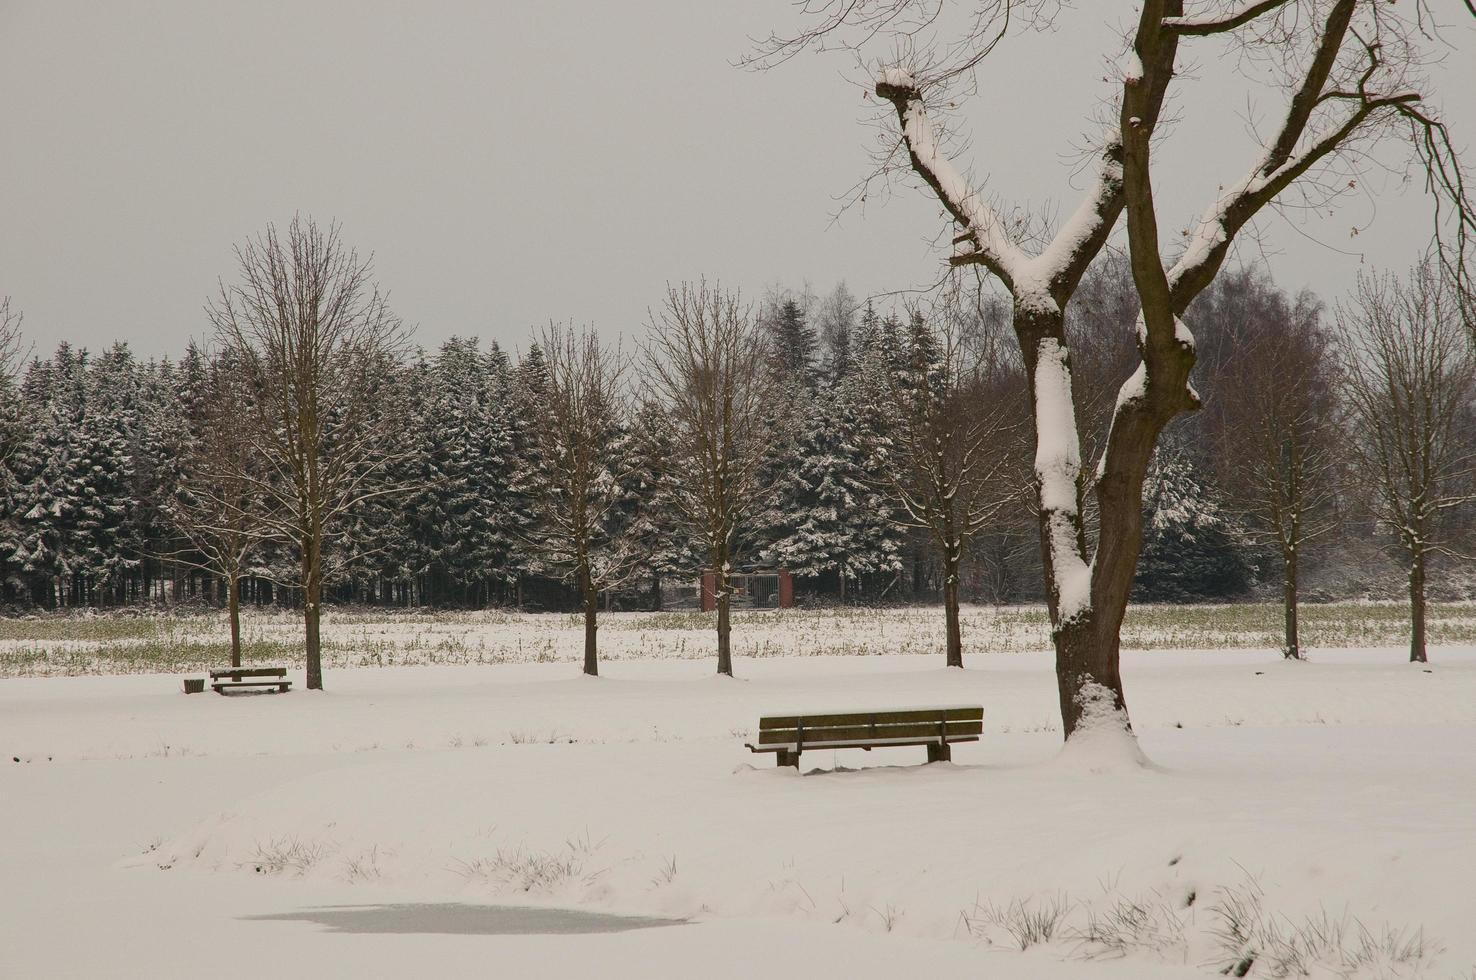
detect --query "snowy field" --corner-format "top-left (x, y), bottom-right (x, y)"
top-left (6, 600), bottom-right (1476, 676)
top-left (4, 605), bottom-right (1475, 978)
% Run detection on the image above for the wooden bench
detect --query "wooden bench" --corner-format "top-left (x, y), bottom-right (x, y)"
top-left (209, 667), bottom-right (291, 695)
top-left (745, 705), bottom-right (983, 768)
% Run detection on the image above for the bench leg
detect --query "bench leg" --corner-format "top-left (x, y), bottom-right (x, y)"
top-left (927, 742), bottom-right (951, 764)
top-left (776, 749), bottom-right (800, 769)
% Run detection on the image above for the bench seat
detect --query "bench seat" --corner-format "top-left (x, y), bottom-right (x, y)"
top-left (212, 678), bottom-right (291, 694)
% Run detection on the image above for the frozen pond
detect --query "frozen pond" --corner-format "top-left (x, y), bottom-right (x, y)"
top-left (246, 903), bottom-right (686, 935)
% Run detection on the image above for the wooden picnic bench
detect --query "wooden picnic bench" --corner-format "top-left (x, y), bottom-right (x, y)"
top-left (745, 705), bottom-right (983, 768)
top-left (209, 667), bottom-right (291, 695)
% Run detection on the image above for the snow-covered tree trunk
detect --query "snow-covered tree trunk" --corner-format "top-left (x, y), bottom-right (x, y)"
top-left (1021, 301), bottom-right (1179, 737)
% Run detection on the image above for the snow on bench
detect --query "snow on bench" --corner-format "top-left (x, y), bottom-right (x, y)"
top-left (208, 667), bottom-right (291, 695)
top-left (744, 705), bottom-right (983, 769)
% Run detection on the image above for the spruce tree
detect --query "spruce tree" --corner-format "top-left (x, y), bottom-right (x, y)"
top-left (1134, 448), bottom-right (1254, 602)
top-left (625, 400), bottom-right (698, 608)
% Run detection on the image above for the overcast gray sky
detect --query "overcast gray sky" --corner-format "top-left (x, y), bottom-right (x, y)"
top-left (2, 2), bottom-right (1472, 360)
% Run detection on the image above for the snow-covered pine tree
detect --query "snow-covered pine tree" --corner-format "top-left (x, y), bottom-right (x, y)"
top-left (79, 345), bottom-right (143, 604)
top-left (624, 399), bottom-right (699, 609)
top-left (764, 297), bottom-right (819, 391)
top-left (7, 349), bottom-right (76, 606)
top-left (123, 356), bottom-right (190, 605)
top-left (8, 345), bottom-right (138, 606)
top-left (762, 372), bottom-right (903, 598)
top-left (504, 342), bottom-right (554, 605)
top-left (415, 336), bottom-right (519, 606)
top-left (476, 341), bottom-right (523, 603)
top-left (340, 351), bottom-right (434, 605)
top-left (1134, 447), bottom-right (1254, 602)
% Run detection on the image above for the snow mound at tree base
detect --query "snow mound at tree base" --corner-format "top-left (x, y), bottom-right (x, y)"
top-left (1051, 682), bottom-right (1157, 774)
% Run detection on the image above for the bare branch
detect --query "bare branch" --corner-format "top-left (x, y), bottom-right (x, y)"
top-left (1161, 0), bottom-right (1294, 36)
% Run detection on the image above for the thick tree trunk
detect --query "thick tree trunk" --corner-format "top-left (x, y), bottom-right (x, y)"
top-left (227, 573), bottom-right (242, 670)
top-left (651, 573), bottom-right (663, 612)
top-left (1016, 304), bottom-right (1139, 739)
top-left (1282, 545), bottom-right (1301, 660)
top-left (943, 551), bottom-right (963, 668)
top-left (1037, 0), bottom-right (1196, 740)
top-left (1409, 551), bottom-right (1427, 664)
top-left (1051, 617), bottom-right (1131, 738)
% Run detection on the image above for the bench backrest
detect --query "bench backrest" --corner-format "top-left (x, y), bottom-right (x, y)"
top-left (757, 706), bottom-right (983, 747)
top-left (209, 667), bottom-right (287, 679)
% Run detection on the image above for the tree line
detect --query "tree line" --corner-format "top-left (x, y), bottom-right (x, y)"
top-left (3, 219), bottom-right (1473, 684)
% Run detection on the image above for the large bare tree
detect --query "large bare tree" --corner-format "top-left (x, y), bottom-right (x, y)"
top-left (209, 216), bottom-right (410, 690)
top-left (1108, 0), bottom-right (1472, 698)
top-left (874, 299), bottom-right (1024, 667)
top-left (1340, 262), bottom-right (1476, 664)
top-left (642, 281), bottom-right (776, 676)
top-left (1203, 274), bottom-right (1342, 660)
top-left (167, 354), bottom-right (266, 669)
top-left (525, 323), bottom-right (640, 676)
top-left (764, 0), bottom-right (1475, 740)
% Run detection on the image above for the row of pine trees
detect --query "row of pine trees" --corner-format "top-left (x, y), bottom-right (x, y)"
top-left (0, 296), bottom-right (967, 611)
top-left (0, 264), bottom-right (1445, 613)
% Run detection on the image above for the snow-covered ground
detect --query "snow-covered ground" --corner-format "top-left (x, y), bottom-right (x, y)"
top-left (3, 609), bottom-right (1474, 978)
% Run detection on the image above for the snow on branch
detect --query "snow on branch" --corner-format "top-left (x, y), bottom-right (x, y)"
top-left (874, 70), bottom-right (1028, 288)
top-left (1168, 87), bottom-right (1419, 305)
top-left (876, 71), bottom-right (1127, 312)
top-left (1026, 130), bottom-right (1125, 303)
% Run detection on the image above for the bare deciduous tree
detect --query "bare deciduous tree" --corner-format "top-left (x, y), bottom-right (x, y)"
top-left (1204, 277), bottom-right (1341, 660)
top-left (1340, 262), bottom-right (1476, 664)
top-left (525, 323), bottom-right (640, 676)
top-left (209, 216), bottom-right (410, 690)
top-left (168, 356), bottom-right (265, 669)
top-left (765, 0), bottom-right (1475, 740)
top-left (642, 281), bottom-right (776, 676)
top-left (875, 299), bottom-right (1025, 667)
top-left (1114, 0), bottom-right (1473, 680)
top-left (0, 297), bottom-right (22, 380)
top-left (0, 297), bottom-right (28, 467)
